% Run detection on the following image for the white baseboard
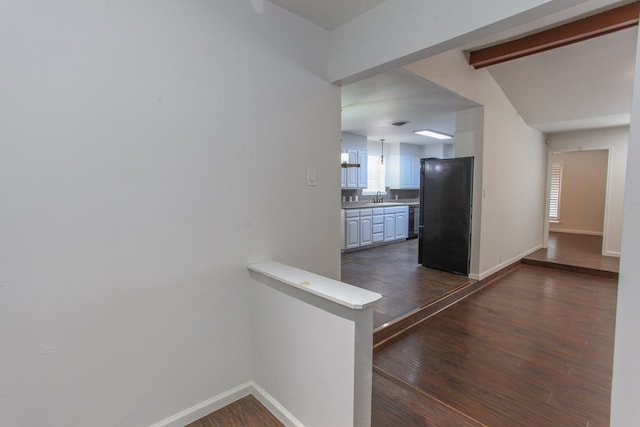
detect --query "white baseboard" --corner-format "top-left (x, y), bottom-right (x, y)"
top-left (149, 382), bottom-right (253, 427)
top-left (603, 250), bottom-right (621, 258)
top-left (476, 245), bottom-right (542, 281)
top-left (251, 383), bottom-right (305, 427)
top-left (149, 381), bottom-right (304, 427)
top-left (549, 228), bottom-right (603, 236)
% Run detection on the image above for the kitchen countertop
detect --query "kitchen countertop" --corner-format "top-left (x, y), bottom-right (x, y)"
top-left (341, 199), bottom-right (419, 209)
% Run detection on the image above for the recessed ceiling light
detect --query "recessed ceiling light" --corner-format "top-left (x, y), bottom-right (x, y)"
top-left (414, 129), bottom-right (453, 140)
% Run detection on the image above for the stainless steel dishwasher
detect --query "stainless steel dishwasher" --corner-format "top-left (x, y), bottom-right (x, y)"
top-left (407, 205), bottom-right (419, 239)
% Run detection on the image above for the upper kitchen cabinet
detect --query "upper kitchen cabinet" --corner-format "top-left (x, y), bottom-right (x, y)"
top-left (387, 143), bottom-right (422, 189)
top-left (358, 150), bottom-right (368, 188)
top-left (342, 149), bottom-right (368, 189)
top-left (341, 132), bottom-right (368, 189)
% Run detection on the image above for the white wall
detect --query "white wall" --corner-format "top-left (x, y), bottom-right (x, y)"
top-left (611, 27), bottom-right (640, 426)
top-left (406, 51), bottom-right (547, 278)
top-left (422, 143), bottom-right (454, 159)
top-left (5, 0), bottom-right (637, 425)
top-left (0, 1), bottom-right (340, 426)
top-left (251, 274), bottom-right (374, 427)
top-left (546, 127), bottom-right (628, 255)
top-left (367, 140), bottom-right (383, 157)
top-left (454, 107), bottom-right (485, 276)
top-left (342, 132), bottom-right (368, 151)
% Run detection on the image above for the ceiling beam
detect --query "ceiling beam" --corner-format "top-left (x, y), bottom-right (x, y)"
top-left (468, 1), bottom-right (640, 69)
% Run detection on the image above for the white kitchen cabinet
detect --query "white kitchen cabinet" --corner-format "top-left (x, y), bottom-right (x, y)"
top-left (408, 157), bottom-right (421, 188)
top-left (389, 155), bottom-right (421, 189)
top-left (342, 205), bottom-right (409, 250)
top-left (342, 149), bottom-right (368, 189)
top-left (357, 151), bottom-right (368, 189)
top-left (413, 157), bottom-right (421, 187)
top-left (399, 156), bottom-right (412, 187)
top-left (383, 205), bottom-right (409, 242)
top-left (345, 216), bottom-right (360, 250)
top-left (372, 208), bottom-right (384, 243)
top-left (383, 214), bottom-right (396, 241)
top-left (395, 210), bottom-right (408, 240)
top-left (359, 209), bottom-right (372, 247)
top-left (345, 150), bottom-right (358, 188)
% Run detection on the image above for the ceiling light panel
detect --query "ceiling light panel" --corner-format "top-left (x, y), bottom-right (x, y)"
top-left (414, 129), bottom-right (453, 140)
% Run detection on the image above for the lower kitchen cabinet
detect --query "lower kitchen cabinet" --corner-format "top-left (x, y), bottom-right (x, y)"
top-left (342, 205), bottom-right (409, 251)
top-left (383, 214), bottom-right (396, 242)
top-left (359, 209), bottom-right (373, 247)
top-left (372, 208), bottom-right (384, 243)
top-left (395, 209), bottom-right (407, 240)
top-left (383, 205), bottom-right (408, 242)
top-left (344, 210), bottom-right (360, 250)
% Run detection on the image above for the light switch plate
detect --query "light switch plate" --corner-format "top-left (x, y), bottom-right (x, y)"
top-left (306, 166), bottom-right (317, 186)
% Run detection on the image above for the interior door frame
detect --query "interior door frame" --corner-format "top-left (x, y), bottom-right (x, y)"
top-left (543, 147), bottom-right (612, 255)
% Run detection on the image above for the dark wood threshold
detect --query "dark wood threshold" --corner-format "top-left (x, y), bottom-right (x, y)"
top-left (373, 262), bottom-right (520, 347)
top-left (372, 366), bottom-right (485, 427)
top-left (521, 257), bottom-right (619, 279)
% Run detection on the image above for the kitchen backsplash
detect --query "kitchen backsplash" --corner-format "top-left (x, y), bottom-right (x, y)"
top-left (341, 188), bottom-right (419, 202)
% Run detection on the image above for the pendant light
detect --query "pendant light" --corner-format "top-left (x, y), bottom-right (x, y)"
top-left (380, 139), bottom-right (385, 164)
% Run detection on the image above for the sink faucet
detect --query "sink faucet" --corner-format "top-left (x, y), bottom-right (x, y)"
top-left (373, 191), bottom-right (384, 203)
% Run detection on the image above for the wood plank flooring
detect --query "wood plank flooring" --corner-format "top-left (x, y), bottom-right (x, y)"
top-left (373, 265), bottom-right (617, 426)
top-left (372, 369), bottom-right (485, 426)
top-left (341, 239), bottom-right (475, 329)
top-left (523, 231), bottom-right (619, 277)
top-left (192, 233), bottom-right (618, 426)
top-left (184, 395), bottom-right (283, 427)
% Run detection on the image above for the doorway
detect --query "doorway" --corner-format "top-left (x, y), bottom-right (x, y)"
top-left (549, 150), bottom-right (608, 238)
top-left (531, 147), bottom-right (621, 275)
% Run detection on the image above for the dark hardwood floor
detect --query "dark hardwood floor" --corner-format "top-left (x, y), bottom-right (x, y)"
top-left (192, 232), bottom-right (618, 426)
top-left (523, 231), bottom-right (619, 277)
top-left (184, 395), bottom-right (283, 427)
top-left (341, 239), bottom-right (475, 329)
top-left (373, 264), bottom-right (617, 426)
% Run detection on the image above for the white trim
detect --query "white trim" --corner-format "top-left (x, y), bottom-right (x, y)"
top-left (603, 250), bottom-right (621, 258)
top-left (475, 245), bottom-right (542, 281)
top-left (248, 261), bottom-right (381, 309)
top-left (251, 383), bottom-right (305, 427)
top-left (148, 381), bottom-right (305, 427)
top-left (546, 145), bottom-right (617, 263)
top-left (602, 145), bottom-right (616, 257)
top-left (549, 228), bottom-right (603, 236)
top-left (149, 382), bottom-right (253, 427)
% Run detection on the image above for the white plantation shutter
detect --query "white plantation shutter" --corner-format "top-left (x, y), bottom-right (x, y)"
top-left (549, 163), bottom-right (562, 222)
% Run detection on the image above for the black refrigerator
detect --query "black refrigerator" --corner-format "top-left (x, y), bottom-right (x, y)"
top-left (418, 157), bottom-right (474, 276)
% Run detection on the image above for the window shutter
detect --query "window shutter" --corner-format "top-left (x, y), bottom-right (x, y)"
top-left (549, 163), bottom-right (562, 222)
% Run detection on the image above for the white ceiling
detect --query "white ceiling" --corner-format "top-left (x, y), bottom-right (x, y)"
top-left (266, 0), bottom-right (386, 30)
top-left (487, 26), bottom-right (637, 133)
top-left (268, 0), bottom-right (637, 141)
top-left (341, 69), bottom-right (478, 145)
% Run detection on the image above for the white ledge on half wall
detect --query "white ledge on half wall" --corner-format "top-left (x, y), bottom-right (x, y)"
top-left (248, 261), bottom-right (381, 310)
